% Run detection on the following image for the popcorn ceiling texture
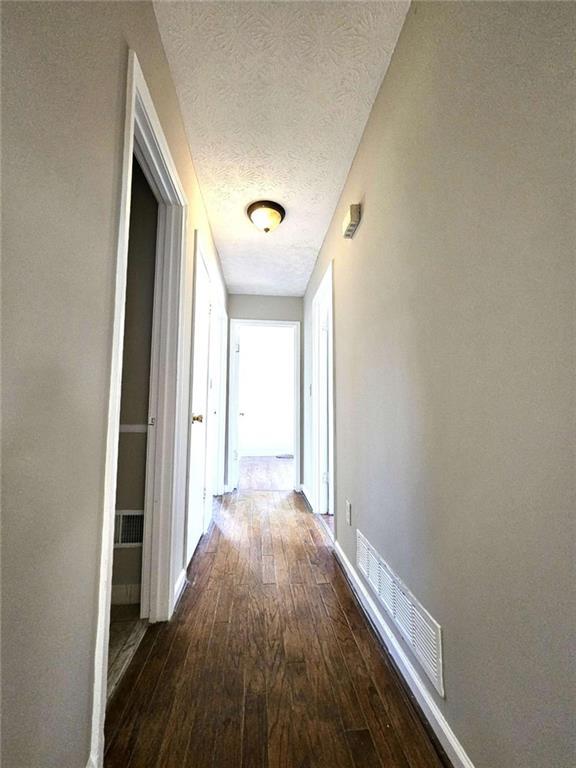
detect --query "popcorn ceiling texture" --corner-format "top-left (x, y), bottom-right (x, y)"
top-left (154, 1), bottom-right (409, 295)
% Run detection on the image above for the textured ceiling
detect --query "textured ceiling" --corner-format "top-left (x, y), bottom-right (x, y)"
top-left (154, 1), bottom-right (409, 295)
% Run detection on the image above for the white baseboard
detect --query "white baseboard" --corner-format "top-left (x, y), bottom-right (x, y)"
top-left (173, 567), bottom-right (187, 608)
top-left (316, 513), bottom-right (335, 542)
top-left (333, 541), bottom-right (475, 768)
top-left (111, 583), bottom-right (141, 605)
top-left (300, 484), bottom-right (314, 510)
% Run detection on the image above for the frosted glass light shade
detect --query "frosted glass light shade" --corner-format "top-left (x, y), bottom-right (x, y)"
top-left (247, 200), bottom-right (286, 233)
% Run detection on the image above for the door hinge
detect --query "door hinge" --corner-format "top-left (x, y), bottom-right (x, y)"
top-left (322, 471), bottom-right (329, 484)
top-left (233, 450), bottom-right (238, 461)
top-left (148, 416), bottom-right (156, 427)
top-left (235, 343), bottom-right (240, 353)
top-left (203, 488), bottom-right (207, 501)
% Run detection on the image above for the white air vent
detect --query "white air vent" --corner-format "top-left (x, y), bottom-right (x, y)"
top-left (356, 530), bottom-right (444, 696)
top-left (114, 510), bottom-right (144, 547)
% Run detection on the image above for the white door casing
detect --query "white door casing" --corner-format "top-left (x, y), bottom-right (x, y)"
top-left (311, 263), bottom-right (334, 517)
top-left (227, 327), bottom-right (241, 491)
top-left (206, 302), bottom-right (228, 499)
top-left (211, 308), bottom-right (228, 496)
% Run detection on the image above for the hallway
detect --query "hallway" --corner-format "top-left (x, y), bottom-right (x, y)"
top-left (105, 491), bottom-right (447, 768)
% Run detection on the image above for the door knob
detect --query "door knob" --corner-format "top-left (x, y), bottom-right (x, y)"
top-left (239, 412), bottom-right (245, 416)
top-left (192, 414), bottom-right (204, 423)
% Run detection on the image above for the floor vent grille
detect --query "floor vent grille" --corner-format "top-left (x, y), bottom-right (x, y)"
top-left (114, 511), bottom-right (144, 547)
top-left (356, 529), bottom-right (444, 696)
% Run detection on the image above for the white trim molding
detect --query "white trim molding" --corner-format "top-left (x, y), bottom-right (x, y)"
top-left (173, 567), bottom-right (188, 606)
top-left (311, 262), bottom-right (335, 518)
top-left (300, 484), bottom-right (314, 509)
top-left (333, 541), bottom-right (476, 768)
top-left (316, 513), bottom-right (335, 543)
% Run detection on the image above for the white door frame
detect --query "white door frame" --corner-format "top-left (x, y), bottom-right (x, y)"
top-left (212, 307), bottom-right (228, 496)
top-left (205, 295), bottom-right (228, 499)
top-left (228, 319), bottom-right (301, 491)
top-left (311, 263), bottom-right (335, 518)
top-left (90, 51), bottom-right (188, 768)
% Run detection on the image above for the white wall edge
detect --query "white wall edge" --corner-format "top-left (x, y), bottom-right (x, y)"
top-left (173, 567), bottom-right (187, 608)
top-left (333, 541), bottom-right (476, 768)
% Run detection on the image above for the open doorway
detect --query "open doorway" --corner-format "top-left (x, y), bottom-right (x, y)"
top-left (107, 157), bottom-right (156, 699)
top-left (228, 320), bottom-right (300, 491)
top-left (92, 52), bottom-right (189, 765)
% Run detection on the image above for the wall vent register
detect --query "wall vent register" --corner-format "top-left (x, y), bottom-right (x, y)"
top-left (114, 511), bottom-right (144, 547)
top-left (356, 529), bottom-right (444, 696)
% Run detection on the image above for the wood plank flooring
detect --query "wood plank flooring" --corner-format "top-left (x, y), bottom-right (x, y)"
top-left (105, 490), bottom-right (450, 768)
top-left (108, 605), bottom-right (148, 702)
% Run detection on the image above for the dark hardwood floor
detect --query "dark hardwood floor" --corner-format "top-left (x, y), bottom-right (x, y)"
top-left (105, 490), bottom-right (450, 768)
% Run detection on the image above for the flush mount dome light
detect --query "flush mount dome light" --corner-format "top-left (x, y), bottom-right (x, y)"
top-left (247, 200), bottom-right (286, 233)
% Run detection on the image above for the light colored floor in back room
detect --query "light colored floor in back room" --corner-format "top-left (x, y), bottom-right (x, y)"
top-left (108, 604), bottom-right (147, 702)
top-left (239, 455), bottom-right (294, 491)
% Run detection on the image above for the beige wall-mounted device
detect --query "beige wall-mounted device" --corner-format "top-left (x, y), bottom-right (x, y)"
top-left (342, 203), bottom-right (361, 238)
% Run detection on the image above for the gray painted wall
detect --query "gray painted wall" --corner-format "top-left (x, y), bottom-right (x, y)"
top-left (228, 294), bottom-right (303, 323)
top-left (303, 3), bottom-right (575, 767)
top-left (2, 3), bottom-right (226, 765)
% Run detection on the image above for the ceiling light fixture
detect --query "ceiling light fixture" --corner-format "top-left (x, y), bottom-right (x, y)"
top-left (247, 200), bottom-right (286, 233)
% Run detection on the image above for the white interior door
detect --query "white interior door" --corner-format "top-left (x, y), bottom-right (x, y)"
top-left (227, 324), bottom-right (241, 490)
top-left (186, 253), bottom-right (211, 564)
top-left (238, 325), bottom-right (295, 457)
